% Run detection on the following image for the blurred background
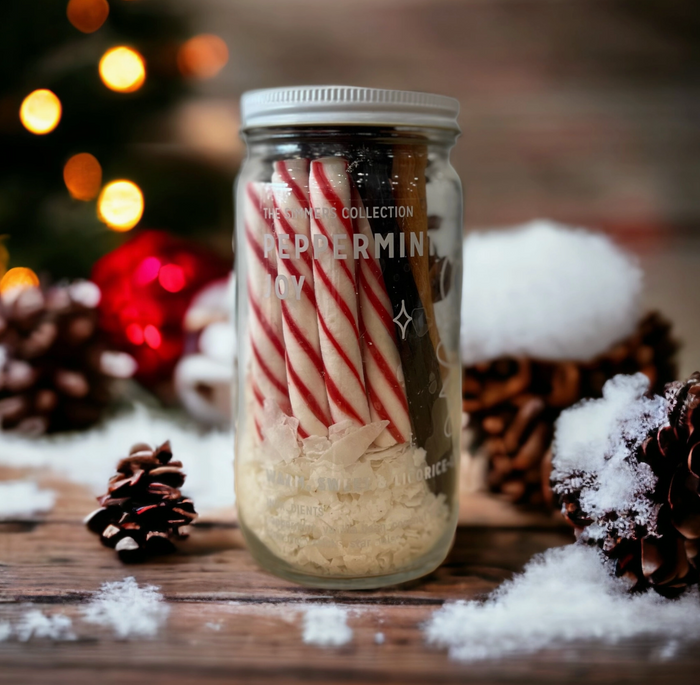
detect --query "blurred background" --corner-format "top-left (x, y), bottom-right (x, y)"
top-left (1, 0), bottom-right (698, 417)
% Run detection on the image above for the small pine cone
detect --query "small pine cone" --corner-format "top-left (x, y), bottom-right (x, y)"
top-left (463, 312), bottom-right (678, 508)
top-left (0, 282), bottom-right (135, 434)
top-left (553, 373), bottom-right (700, 597)
top-left (85, 441), bottom-right (198, 562)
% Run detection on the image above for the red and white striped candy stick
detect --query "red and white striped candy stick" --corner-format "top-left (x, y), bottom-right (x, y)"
top-left (244, 182), bottom-right (291, 440)
top-left (309, 158), bottom-right (371, 428)
top-left (352, 186), bottom-right (412, 446)
top-left (271, 159), bottom-right (332, 438)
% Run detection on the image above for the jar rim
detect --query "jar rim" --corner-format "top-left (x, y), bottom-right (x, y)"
top-left (240, 85), bottom-right (460, 132)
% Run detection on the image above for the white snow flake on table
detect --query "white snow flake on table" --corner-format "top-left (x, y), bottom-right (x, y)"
top-left (81, 577), bottom-right (170, 639)
top-left (0, 480), bottom-right (55, 520)
top-left (424, 545), bottom-right (700, 662)
top-left (302, 605), bottom-right (353, 647)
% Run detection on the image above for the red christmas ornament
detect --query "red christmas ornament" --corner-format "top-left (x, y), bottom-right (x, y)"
top-left (91, 231), bottom-right (230, 387)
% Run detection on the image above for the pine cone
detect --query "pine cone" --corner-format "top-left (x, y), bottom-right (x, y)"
top-left (0, 282), bottom-right (135, 434)
top-left (555, 373), bottom-right (700, 597)
top-left (85, 441), bottom-right (197, 562)
top-left (463, 312), bottom-right (678, 507)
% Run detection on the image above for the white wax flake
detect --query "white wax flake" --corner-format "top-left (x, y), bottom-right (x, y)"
top-left (461, 220), bottom-right (643, 364)
top-left (0, 480), bottom-right (55, 520)
top-left (374, 631), bottom-right (385, 645)
top-left (551, 373), bottom-right (668, 538)
top-left (324, 420), bottom-right (388, 467)
top-left (0, 406), bottom-right (234, 513)
top-left (261, 400), bottom-right (301, 463)
top-left (205, 621), bottom-right (223, 631)
top-left (238, 410), bottom-right (450, 577)
top-left (14, 610), bottom-right (76, 642)
top-left (424, 545), bottom-right (700, 662)
top-left (81, 577), bottom-right (170, 639)
top-left (0, 622), bottom-right (11, 642)
top-left (302, 605), bottom-right (353, 647)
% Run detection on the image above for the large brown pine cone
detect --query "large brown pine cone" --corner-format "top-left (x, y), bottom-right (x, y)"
top-left (0, 282), bottom-right (135, 434)
top-left (463, 312), bottom-right (678, 507)
top-left (555, 373), bottom-right (700, 597)
top-left (85, 441), bottom-right (198, 562)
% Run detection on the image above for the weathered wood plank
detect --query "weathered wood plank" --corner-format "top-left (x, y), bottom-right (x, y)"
top-left (2, 460), bottom-right (699, 683)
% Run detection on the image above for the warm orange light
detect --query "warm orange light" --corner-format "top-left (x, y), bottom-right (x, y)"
top-left (98, 180), bottom-right (144, 231)
top-left (63, 153), bottom-right (102, 201)
top-left (178, 34), bottom-right (228, 79)
top-left (99, 47), bottom-right (146, 93)
top-left (66, 0), bottom-right (110, 34)
top-left (0, 268), bottom-right (40, 298)
top-left (20, 90), bottom-right (62, 135)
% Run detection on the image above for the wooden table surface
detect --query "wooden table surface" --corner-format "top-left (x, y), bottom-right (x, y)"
top-left (2, 466), bottom-right (699, 685)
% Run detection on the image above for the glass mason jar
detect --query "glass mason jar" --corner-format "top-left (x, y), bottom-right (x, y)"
top-left (234, 86), bottom-right (463, 589)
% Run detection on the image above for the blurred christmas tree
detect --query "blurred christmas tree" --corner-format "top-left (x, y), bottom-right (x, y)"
top-left (0, 0), bottom-right (233, 281)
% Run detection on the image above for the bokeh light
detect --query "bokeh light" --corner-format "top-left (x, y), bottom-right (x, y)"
top-left (0, 267), bottom-right (40, 298)
top-left (99, 47), bottom-right (146, 93)
top-left (177, 34), bottom-right (228, 79)
top-left (66, 0), bottom-right (110, 34)
top-left (98, 180), bottom-right (144, 231)
top-left (134, 257), bottom-right (162, 286)
top-left (143, 325), bottom-right (162, 349)
top-left (126, 323), bottom-right (144, 345)
top-left (158, 264), bottom-right (186, 293)
top-left (63, 153), bottom-right (102, 201)
top-left (20, 90), bottom-right (62, 135)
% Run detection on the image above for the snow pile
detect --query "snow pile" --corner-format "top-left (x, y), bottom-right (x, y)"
top-left (461, 220), bottom-right (643, 364)
top-left (0, 406), bottom-right (234, 513)
top-left (81, 577), bottom-right (170, 639)
top-left (13, 610), bottom-right (76, 642)
top-left (302, 605), bottom-right (353, 647)
top-left (0, 480), bottom-right (55, 520)
top-left (425, 545), bottom-right (700, 662)
top-left (551, 373), bottom-right (667, 541)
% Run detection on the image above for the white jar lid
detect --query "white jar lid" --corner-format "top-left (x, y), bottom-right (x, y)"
top-left (240, 85), bottom-right (460, 131)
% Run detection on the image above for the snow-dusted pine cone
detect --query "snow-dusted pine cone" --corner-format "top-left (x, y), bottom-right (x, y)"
top-left (464, 312), bottom-right (678, 507)
top-left (0, 282), bottom-right (135, 434)
top-left (85, 441), bottom-right (197, 562)
top-left (551, 372), bottom-right (699, 597)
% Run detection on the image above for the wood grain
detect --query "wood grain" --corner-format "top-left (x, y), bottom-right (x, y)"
top-left (2, 470), bottom-right (700, 684)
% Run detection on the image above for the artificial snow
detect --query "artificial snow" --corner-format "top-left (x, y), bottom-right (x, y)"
top-left (81, 577), bottom-right (170, 639)
top-left (424, 545), bottom-right (700, 662)
top-left (0, 480), bottom-right (55, 520)
top-left (551, 373), bottom-right (668, 540)
top-left (14, 610), bottom-right (76, 642)
top-left (0, 406), bottom-right (234, 513)
top-left (302, 605), bottom-right (353, 647)
top-left (460, 220), bottom-right (643, 364)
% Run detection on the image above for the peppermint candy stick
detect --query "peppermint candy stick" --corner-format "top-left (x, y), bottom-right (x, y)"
top-left (271, 159), bottom-right (332, 438)
top-left (309, 158), bottom-right (371, 428)
top-left (244, 182), bottom-right (291, 440)
top-left (353, 186), bottom-right (412, 446)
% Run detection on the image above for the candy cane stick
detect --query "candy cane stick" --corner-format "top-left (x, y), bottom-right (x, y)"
top-left (352, 186), bottom-right (412, 446)
top-left (309, 158), bottom-right (371, 428)
top-left (244, 182), bottom-right (291, 440)
top-left (271, 159), bottom-right (332, 438)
